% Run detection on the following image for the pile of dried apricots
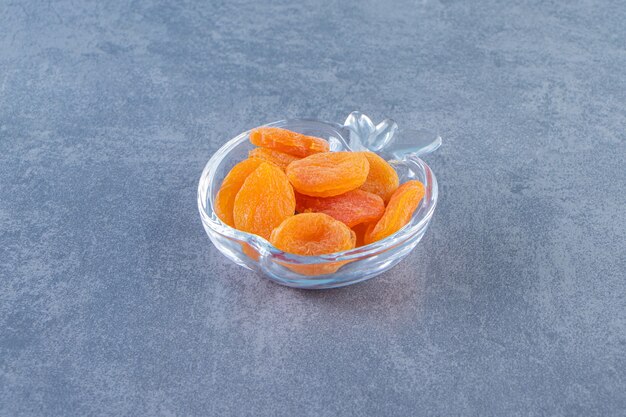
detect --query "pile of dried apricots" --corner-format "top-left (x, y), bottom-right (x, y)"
top-left (215, 127), bottom-right (425, 259)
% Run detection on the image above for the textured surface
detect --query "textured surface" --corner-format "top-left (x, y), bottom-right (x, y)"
top-left (1, 0), bottom-right (625, 416)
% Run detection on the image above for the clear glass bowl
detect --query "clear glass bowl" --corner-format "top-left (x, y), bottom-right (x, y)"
top-left (198, 112), bottom-right (440, 289)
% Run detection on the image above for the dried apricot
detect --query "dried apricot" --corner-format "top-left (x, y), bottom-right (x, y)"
top-left (249, 127), bottom-right (330, 158)
top-left (286, 152), bottom-right (370, 197)
top-left (364, 180), bottom-right (425, 244)
top-left (233, 162), bottom-right (295, 240)
top-left (295, 189), bottom-right (384, 228)
top-left (359, 152), bottom-right (399, 203)
top-left (215, 157), bottom-right (265, 227)
top-left (270, 213), bottom-right (356, 275)
top-left (248, 147), bottom-right (300, 171)
top-left (351, 222), bottom-right (372, 247)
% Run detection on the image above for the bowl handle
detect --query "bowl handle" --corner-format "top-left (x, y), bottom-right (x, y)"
top-left (343, 111), bottom-right (441, 160)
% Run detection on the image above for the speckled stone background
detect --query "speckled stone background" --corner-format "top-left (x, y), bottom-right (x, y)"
top-left (1, 0), bottom-right (625, 416)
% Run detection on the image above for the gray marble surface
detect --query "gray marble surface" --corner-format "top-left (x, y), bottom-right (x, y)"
top-left (1, 0), bottom-right (625, 416)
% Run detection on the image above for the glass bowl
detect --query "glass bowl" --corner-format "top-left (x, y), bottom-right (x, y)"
top-left (198, 112), bottom-right (440, 289)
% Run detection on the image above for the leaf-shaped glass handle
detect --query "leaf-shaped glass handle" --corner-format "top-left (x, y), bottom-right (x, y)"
top-left (369, 119), bottom-right (398, 152)
top-left (343, 111), bottom-right (376, 151)
top-left (384, 128), bottom-right (442, 160)
top-left (343, 112), bottom-right (441, 159)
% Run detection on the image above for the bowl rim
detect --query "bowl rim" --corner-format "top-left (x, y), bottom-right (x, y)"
top-left (197, 118), bottom-right (438, 264)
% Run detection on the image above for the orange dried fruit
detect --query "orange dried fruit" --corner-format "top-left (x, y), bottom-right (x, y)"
top-left (270, 213), bottom-right (356, 255)
top-left (233, 162), bottom-right (295, 240)
top-left (249, 127), bottom-right (330, 158)
top-left (215, 157), bottom-right (265, 227)
top-left (351, 222), bottom-right (372, 247)
top-left (364, 180), bottom-right (425, 244)
top-left (295, 189), bottom-right (384, 228)
top-left (248, 147), bottom-right (300, 171)
top-left (359, 152), bottom-right (399, 203)
top-left (286, 152), bottom-right (370, 197)
top-left (270, 213), bottom-right (356, 275)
